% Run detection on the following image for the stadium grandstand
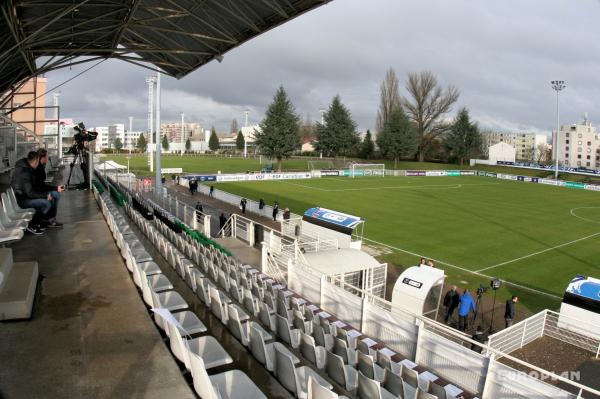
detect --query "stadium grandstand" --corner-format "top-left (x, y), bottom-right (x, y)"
top-left (1, 2), bottom-right (599, 399)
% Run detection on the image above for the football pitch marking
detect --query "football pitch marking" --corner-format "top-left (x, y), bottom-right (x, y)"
top-left (570, 207), bottom-right (600, 224)
top-left (362, 237), bottom-right (562, 300)
top-left (281, 181), bottom-right (500, 192)
top-left (475, 231), bottom-right (600, 273)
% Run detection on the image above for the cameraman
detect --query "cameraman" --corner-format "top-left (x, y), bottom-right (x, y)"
top-left (11, 151), bottom-right (53, 234)
top-left (35, 148), bottom-right (63, 227)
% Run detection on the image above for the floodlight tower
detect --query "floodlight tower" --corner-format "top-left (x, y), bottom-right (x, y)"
top-left (146, 75), bottom-right (157, 172)
top-left (128, 116), bottom-right (133, 154)
top-left (551, 80), bottom-right (566, 180)
top-left (181, 112), bottom-right (185, 156)
top-left (244, 110), bottom-right (249, 158)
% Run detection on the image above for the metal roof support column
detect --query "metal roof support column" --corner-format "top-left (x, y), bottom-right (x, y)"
top-left (155, 73), bottom-right (162, 196)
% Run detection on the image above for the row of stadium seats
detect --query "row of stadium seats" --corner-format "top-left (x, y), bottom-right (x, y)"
top-left (95, 190), bottom-right (267, 399)
top-left (120, 187), bottom-right (450, 399)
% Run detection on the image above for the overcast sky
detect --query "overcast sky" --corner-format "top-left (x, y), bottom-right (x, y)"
top-left (45, 0), bottom-right (600, 136)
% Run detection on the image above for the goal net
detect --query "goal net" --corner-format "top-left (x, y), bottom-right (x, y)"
top-left (349, 163), bottom-right (385, 178)
top-left (308, 160), bottom-right (334, 170)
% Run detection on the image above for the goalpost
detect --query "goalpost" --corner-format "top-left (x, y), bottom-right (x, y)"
top-left (349, 163), bottom-right (385, 178)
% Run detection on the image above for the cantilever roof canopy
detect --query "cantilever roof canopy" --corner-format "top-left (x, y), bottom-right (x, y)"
top-left (0, 0), bottom-right (332, 97)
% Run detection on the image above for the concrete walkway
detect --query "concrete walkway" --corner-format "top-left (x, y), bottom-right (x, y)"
top-left (0, 190), bottom-right (195, 399)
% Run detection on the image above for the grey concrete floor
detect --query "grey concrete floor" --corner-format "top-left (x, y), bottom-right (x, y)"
top-left (0, 190), bottom-right (195, 399)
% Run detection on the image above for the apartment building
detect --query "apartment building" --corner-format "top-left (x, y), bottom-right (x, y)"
top-left (552, 118), bottom-right (600, 169)
top-left (483, 131), bottom-right (547, 161)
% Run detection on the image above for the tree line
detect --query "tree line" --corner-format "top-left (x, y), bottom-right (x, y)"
top-left (254, 69), bottom-right (482, 170)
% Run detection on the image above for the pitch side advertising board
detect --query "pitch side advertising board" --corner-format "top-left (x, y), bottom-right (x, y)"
top-left (406, 170), bottom-right (426, 176)
top-left (215, 172), bottom-right (312, 182)
top-left (186, 175), bottom-right (217, 182)
top-left (320, 170), bottom-right (341, 177)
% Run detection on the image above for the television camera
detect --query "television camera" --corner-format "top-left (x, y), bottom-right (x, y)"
top-left (66, 122), bottom-right (97, 189)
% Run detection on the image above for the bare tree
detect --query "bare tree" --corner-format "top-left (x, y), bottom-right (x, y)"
top-left (401, 71), bottom-right (460, 162)
top-left (536, 142), bottom-right (550, 164)
top-left (230, 118), bottom-right (239, 134)
top-left (376, 68), bottom-right (401, 133)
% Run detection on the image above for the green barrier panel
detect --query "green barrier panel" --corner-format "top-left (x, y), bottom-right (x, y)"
top-left (92, 180), bottom-right (105, 194)
top-left (565, 182), bottom-right (585, 189)
top-left (174, 220), bottom-right (232, 256)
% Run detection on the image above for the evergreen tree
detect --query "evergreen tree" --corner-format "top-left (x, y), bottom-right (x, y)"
top-left (314, 95), bottom-right (359, 157)
top-left (161, 134), bottom-right (169, 151)
top-left (445, 107), bottom-right (481, 166)
top-left (114, 137), bottom-right (123, 152)
top-left (136, 133), bottom-right (147, 152)
top-left (360, 130), bottom-right (375, 159)
top-left (185, 138), bottom-right (191, 152)
top-left (209, 128), bottom-right (220, 151)
top-left (254, 86), bottom-right (301, 171)
top-left (376, 107), bottom-right (418, 168)
top-left (236, 130), bottom-right (245, 151)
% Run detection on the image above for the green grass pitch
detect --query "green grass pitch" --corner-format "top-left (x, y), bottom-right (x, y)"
top-left (102, 154), bottom-right (600, 312)
top-left (211, 175), bottom-right (600, 313)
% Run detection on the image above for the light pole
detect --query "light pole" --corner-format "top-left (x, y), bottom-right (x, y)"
top-left (551, 80), bottom-right (566, 180)
top-left (128, 116), bottom-right (133, 155)
top-left (181, 112), bottom-right (185, 156)
top-left (244, 110), bottom-right (249, 158)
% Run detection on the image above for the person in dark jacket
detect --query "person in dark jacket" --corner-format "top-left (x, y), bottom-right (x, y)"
top-left (457, 289), bottom-right (476, 332)
top-left (35, 149), bottom-right (63, 227)
top-left (258, 198), bottom-right (265, 210)
top-left (209, 185), bottom-right (214, 197)
top-left (240, 198), bottom-right (247, 214)
top-left (283, 208), bottom-right (290, 220)
top-left (219, 213), bottom-right (228, 234)
top-left (443, 285), bottom-right (460, 325)
top-left (272, 201), bottom-right (279, 221)
top-left (470, 326), bottom-right (488, 353)
top-left (504, 296), bottom-right (518, 328)
top-left (11, 151), bottom-right (53, 234)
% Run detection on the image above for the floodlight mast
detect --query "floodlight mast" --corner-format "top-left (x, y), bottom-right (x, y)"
top-left (551, 80), bottom-right (566, 180)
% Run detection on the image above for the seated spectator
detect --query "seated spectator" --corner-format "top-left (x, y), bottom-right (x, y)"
top-left (283, 207), bottom-right (290, 220)
top-left (35, 149), bottom-right (63, 228)
top-left (11, 151), bottom-right (53, 235)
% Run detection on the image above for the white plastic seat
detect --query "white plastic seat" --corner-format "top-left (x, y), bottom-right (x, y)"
top-left (166, 319), bottom-right (231, 371)
top-left (383, 368), bottom-right (405, 398)
top-left (308, 376), bottom-right (350, 399)
top-left (0, 205), bottom-right (28, 229)
top-left (276, 314), bottom-right (300, 348)
top-left (6, 189), bottom-right (35, 217)
top-left (226, 304), bottom-right (251, 346)
top-left (249, 325), bottom-right (296, 372)
top-left (428, 381), bottom-right (448, 399)
top-left (1, 193), bottom-right (31, 222)
top-left (189, 346), bottom-right (266, 399)
top-left (326, 351), bottom-right (358, 392)
top-left (313, 324), bottom-right (334, 351)
top-left (358, 351), bottom-right (385, 382)
top-left (334, 337), bottom-right (357, 366)
top-left (415, 388), bottom-right (437, 399)
top-left (275, 343), bottom-right (333, 399)
top-left (258, 300), bottom-right (276, 331)
top-left (300, 332), bottom-right (327, 369)
top-left (209, 285), bottom-right (231, 324)
top-left (357, 370), bottom-right (398, 399)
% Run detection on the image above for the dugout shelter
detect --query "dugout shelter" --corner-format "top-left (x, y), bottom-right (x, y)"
top-left (391, 265), bottom-right (445, 319)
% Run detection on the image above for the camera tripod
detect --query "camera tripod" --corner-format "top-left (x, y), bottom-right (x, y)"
top-left (66, 147), bottom-right (89, 189)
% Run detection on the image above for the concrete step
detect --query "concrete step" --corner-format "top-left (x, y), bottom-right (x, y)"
top-left (0, 248), bottom-right (13, 292)
top-left (0, 261), bottom-right (38, 320)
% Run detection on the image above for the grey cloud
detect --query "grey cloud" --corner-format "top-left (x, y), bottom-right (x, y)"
top-left (46, 0), bottom-right (600, 135)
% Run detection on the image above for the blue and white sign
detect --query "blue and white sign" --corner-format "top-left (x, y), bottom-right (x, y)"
top-left (566, 276), bottom-right (600, 302)
top-left (303, 207), bottom-right (363, 229)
